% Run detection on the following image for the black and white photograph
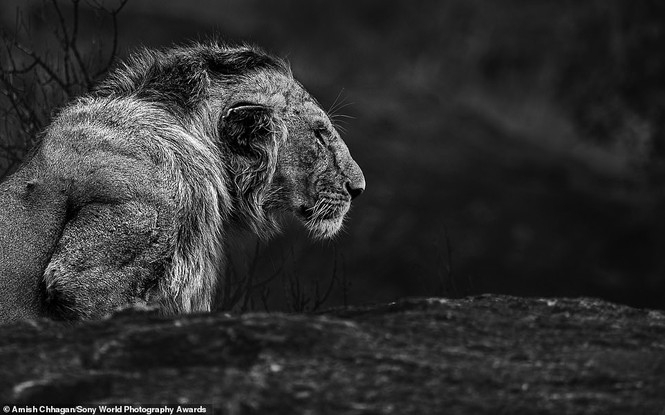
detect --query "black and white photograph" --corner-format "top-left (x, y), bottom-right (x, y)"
top-left (0, 0), bottom-right (663, 413)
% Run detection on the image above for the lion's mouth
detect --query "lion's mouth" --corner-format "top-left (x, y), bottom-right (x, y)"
top-left (300, 200), bottom-right (348, 221)
top-left (298, 197), bottom-right (350, 239)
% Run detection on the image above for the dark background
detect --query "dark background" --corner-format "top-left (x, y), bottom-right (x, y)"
top-left (2, 0), bottom-right (665, 310)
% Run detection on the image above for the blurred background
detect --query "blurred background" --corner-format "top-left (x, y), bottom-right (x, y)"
top-left (1, 0), bottom-right (664, 310)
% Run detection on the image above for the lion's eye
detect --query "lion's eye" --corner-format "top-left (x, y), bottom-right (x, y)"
top-left (313, 128), bottom-right (328, 144)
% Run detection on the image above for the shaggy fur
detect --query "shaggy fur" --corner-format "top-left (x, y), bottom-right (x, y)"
top-left (0, 42), bottom-right (365, 322)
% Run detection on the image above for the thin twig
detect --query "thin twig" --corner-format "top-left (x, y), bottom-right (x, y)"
top-left (96, 0), bottom-right (129, 78)
top-left (50, 0), bottom-right (73, 87)
top-left (68, 0), bottom-right (93, 88)
top-left (14, 43), bottom-right (69, 94)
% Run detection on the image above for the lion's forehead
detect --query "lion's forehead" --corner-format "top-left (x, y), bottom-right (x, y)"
top-left (293, 97), bottom-right (332, 128)
top-left (278, 86), bottom-right (322, 113)
top-left (301, 100), bottom-right (326, 117)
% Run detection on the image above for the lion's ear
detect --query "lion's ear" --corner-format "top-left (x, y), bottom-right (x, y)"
top-left (219, 103), bottom-right (274, 153)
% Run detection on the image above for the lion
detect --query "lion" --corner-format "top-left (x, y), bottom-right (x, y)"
top-left (0, 42), bottom-right (365, 322)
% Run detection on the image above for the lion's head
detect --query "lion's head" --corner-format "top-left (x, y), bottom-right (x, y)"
top-left (215, 52), bottom-right (365, 239)
top-left (96, 43), bottom-right (365, 239)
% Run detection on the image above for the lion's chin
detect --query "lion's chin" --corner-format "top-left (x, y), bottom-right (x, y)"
top-left (304, 216), bottom-right (345, 239)
top-left (298, 200), bottom-right (349, 239)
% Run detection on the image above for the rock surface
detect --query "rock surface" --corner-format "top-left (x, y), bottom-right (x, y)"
top-left (0, 295), bottom-right (663, 414)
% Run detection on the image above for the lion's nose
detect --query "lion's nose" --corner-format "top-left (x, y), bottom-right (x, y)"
top-left (345, 178), bottom-right (365, 200)
top-left (337, 142), bottom-right (365, 200)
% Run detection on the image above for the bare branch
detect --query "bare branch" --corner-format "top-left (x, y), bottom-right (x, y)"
top-left (1, 0), bottom-right (130, 179)
top-left (49, 0), bottom-right (75, 87)
top-left (14, 43), bottom-right (70, 94)
top-left (95, 0), bottom-right (129, 78)
top-left (68, 0), bottom-right (93, 88)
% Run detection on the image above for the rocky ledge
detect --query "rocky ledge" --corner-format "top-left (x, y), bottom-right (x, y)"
top-left (0, 295), bottom-right (663, 414)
